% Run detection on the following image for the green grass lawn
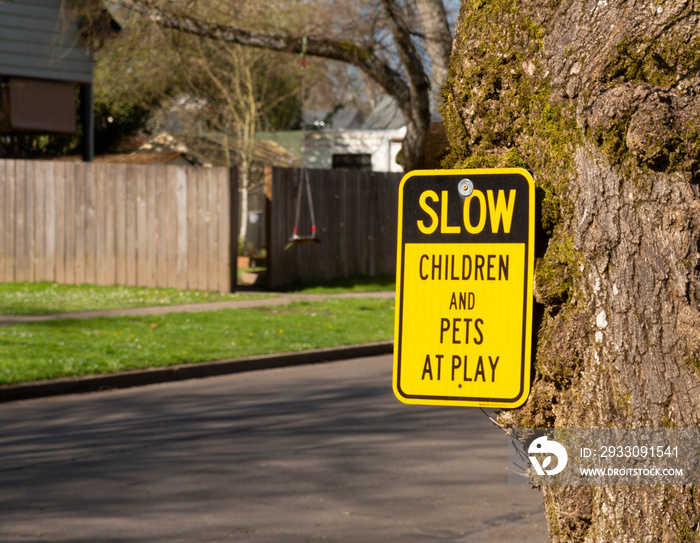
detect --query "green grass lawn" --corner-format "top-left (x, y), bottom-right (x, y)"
top-left (0, 298), bottom-right (395, 385)
top-left (0, 282), bottom-right (267, 315)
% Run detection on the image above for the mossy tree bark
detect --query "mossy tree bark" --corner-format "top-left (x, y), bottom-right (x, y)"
top-left (442, 1), bottom-right (700, 540)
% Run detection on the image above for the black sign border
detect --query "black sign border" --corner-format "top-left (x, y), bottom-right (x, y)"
top-left (393, 169), bottom-right (534, 407)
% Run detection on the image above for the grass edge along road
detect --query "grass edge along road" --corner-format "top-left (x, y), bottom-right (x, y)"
top-left (0, 297), bottom-right (395, 386)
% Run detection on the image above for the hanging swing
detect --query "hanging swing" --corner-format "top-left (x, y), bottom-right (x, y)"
top-left (286, 36), bottom-right (321, 248)
top-left (288, 166), bottom-right (321, 244)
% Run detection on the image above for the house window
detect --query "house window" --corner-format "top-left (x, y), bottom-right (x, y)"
top-left (332, 153), bottom-right (371, 171)
top-left (2, 78), bottom-right (77, 134)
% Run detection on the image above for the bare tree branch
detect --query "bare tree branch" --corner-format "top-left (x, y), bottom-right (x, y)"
top-left (114, 0), bottom-right (411, 106)
top-left (112, 0), bottom-right (438, 170)
top-left (412, 0), bottom-right (452, 90)
top-left (379, 0), bottom-right (431, 170)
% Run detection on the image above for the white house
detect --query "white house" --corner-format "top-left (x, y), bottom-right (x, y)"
top-left (302, 127), bottom-right (406, 172)
top-left (260, 98), bottom-right (409, 173)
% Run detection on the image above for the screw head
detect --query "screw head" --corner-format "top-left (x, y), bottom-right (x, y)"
top-left (458, 178), bottom-right (473, 197)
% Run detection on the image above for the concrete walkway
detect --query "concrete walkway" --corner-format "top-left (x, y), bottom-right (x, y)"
top-left (0, 290), bottom-right (396, 325)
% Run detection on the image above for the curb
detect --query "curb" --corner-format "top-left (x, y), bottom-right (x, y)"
top-left (0, 341), bottom-right (395, 403)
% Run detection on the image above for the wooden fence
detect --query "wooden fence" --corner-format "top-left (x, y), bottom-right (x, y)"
top-left (0, 159), bottom-right (236, 292)
top-left (266, 167), bottom-right (402, 288)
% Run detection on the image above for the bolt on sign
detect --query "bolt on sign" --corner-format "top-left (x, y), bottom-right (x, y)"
top-left (393, 169), bottom-right (535, 408)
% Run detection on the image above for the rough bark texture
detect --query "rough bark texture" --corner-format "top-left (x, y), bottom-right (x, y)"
top-left (442, 0), bottom-right (700, 540)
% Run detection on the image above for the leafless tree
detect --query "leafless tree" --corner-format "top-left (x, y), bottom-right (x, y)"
top-left (176, 40), bottom-right (299, 246)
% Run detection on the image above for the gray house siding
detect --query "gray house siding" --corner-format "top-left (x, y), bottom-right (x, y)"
top-left (0, 0), bottom-right (93, 83)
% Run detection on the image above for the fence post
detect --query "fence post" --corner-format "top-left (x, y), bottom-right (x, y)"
top-left (229, 167), bottom-right (239, 292)
top-left (263, 165), bottom-right (273, 289)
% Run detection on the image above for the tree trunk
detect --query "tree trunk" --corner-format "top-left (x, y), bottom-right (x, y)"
top-left (442, 0), bottom-right (700, 540)
top-left (413, 0), bottom-right (452, 92)
top-left (239, 159), bottom-right (250, 252)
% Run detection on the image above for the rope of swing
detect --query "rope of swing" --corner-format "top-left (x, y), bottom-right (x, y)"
top-left (291, 36), bottom-right (318, 242)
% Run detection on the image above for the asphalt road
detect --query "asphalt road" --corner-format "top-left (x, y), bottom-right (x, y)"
top-left (0, 355), bottom-right (548, 543)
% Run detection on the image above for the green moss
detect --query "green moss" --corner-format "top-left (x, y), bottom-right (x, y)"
top-left (603, 34), bottom-right (700, 87)
top-left (450, 147), bottom-right (526, 169)
top-left (671, 505), bottom-right (696, 543)
top-left (594, 33), bottom-right (700, 177)
top-left (441, 0), bottom-right (579, 189)
top-left (590, 108), bottom-right (632, 164)
top-left (677, 37), bottom-right (700, 73)
top-left (676, 524), bottom-right (693, 543)
top-left (671, 120), bottom-right (700, 174)
top-left (544, 500), bottom-right (562, 537)
top-left (661, 410), bottom-right (676, 429)
top-left (538, 185), bottom-right (560, 236)
top-left (533, 302), bottom-right (585, 387)
top-left (684, 357), bottom-right (700, 386)
top-left (619, 392), bottom-right (634, 421)
top-left (440, 0), bottom-right (544, 166)
top-left (535, 232), bottom-right (581, 307)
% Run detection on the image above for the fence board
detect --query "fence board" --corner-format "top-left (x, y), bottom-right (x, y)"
top-left (25, 160), bottom-right (37, 282)
top-left (0, 161), bottom-right (6, 282)
top-left (0, 163), bottom-right (6, 282)
top-left (3, 161), bottom-right (16, 282)
top-left (125, 165), bottom-right (138, 286)
top-left (187, 168), bottom-right (198, 290)
top-left (115, 164), bottom-right (127, 286)
top-left (94, 163), bottom-right (106, 285)
top-left (34, 161), bottom-right (46, 282)
top-left (174, 167), bottom-right (188, 290)
top-left (197, 169), bottom-right (208, 291)
top-left (54, 162), bottom-right (66, 284)
top-left (145, 165), bottom-right (157, 288)
top-left (85, 164), bottom-right (96, 285)
top-left (74, 163), bottom-right (86, 285)
top-left (155, 166), bottom-right (167, 288)
top-left (15, 160), bottom-right (27, 282)
top-left (102, 164), bottom-right (116, 286)
top-left (136, 165), bottom-right (148, 286)
top-left (43, 163), bottom-right (56, 282)
top-left (64, 162), bottom-right (76, 285)
top-left (206, 170), bottom-right (217, 292)
top-left (220, 168), bottom-right (234, 293)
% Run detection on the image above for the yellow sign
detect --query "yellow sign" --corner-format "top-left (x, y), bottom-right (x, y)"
top-left (393, 169), bottom-right (535, 408)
